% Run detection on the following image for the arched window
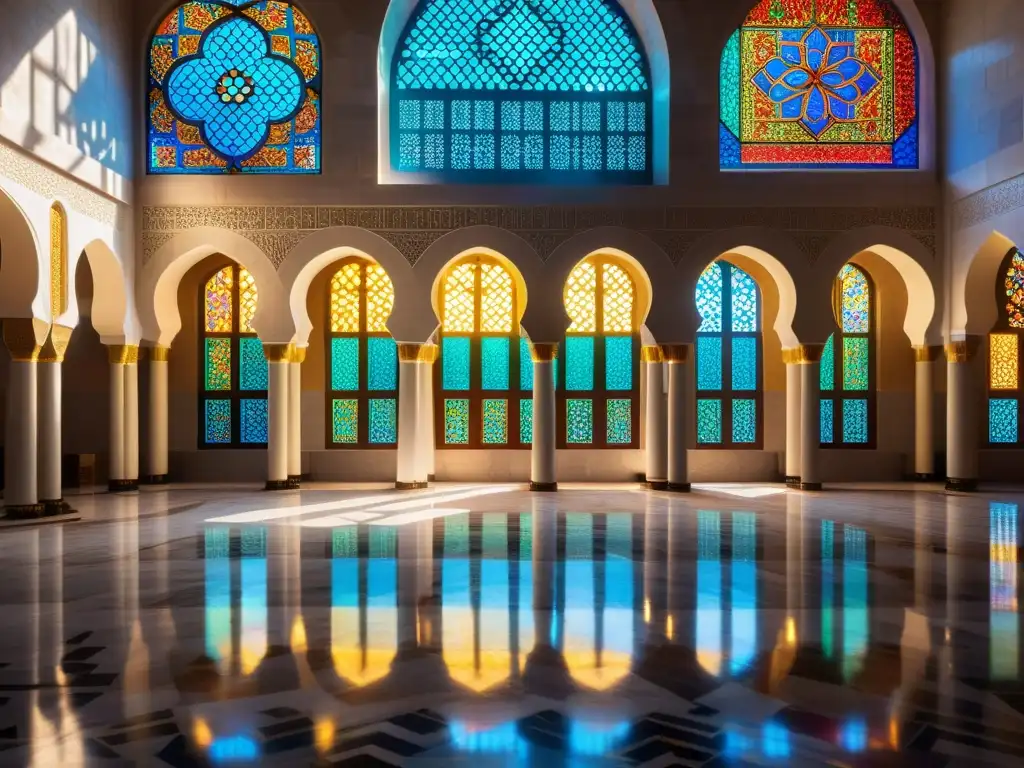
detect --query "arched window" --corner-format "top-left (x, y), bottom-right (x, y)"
top-left (436, 257), bottom-right (526, 448)
top-left (49, 203), bottom-right (68, 321)
top-left (391, 0), bottom-right (652, 183)
top-left (148, 1), bottom-right (321, 174)
top-left (720, 0), bottom-right (918, 169)
top-left (326, 259), bottom-right (399, 447)
top-left (988, 248), bottom-right (1024, 445)
top-left (561, 256), bottom-right (639, 448)
top-left (821, 264), bottom-right (875, 447)
top-left (695, 262), bottom-right (762, 447)
top-left (200, 265), bottom-right (268, 447)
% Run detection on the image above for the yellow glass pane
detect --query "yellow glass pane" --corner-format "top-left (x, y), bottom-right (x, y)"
top-left (331, 263), bottom-right (362, 333)
top-left (602, 262), bottom-right (634, 333)
top-left (49, 204), bottom-right (67, 320)
top-left (366, 264), bottom-right (395, 333)
top-left (239, 268), bottom-right (258, 334)
top-left (480, 263), bottom-right (513, 333)
top-left (565, 261), bottom-right (597, 333)
top-left (443, 262), bottom-right (476, 333)
top-left (205, 267), bottom-right (233, 333)
top-left (990, 333), bottom-right (1019, 390)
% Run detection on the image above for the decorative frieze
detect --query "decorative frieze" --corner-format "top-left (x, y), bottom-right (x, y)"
top-left (953, 172), bottom-right (1024, 231)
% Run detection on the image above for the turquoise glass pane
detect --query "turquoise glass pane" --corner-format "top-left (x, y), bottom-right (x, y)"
top-left (481, 337), bottom-right (510, 390)
top-left (990, 399), bottom-right (1018, 444)
top-left (731, 266), bottom-right (758, 332)
top-left (239, 337), bottom-right (268, 391)
top-left (520, 398), bottom-right (533, 444)
top-left (843, 337), bottom-right (869, 391)
top-left (697, 336), bottom-right (723, 390)
top-left (369, 399), bottom-right (397, 444)
top-left (368, 337), bottom-right (398, 391)
top-left (482, 399), bottom-right (508, 444)
top-left (821, 399), bottom-right (834, 443)
top-left (605, 337), bottom-right (633, 390)
top-left (821, 334), bottom-right (835, 392)
top-left (842, 399), bottom-right (869, 444)
top-left (444, 399), bottom-right (470, 444)
top-left (442, 336), bottom-right (471, 390)
top-left (331, 338), bottom-right (360, 391)
top-left (332, 399), bottom-right (359, 444)
top-left (240, 399), bottom-right (268, 444)
top-left (732, 399), bottom-right (756, 443)
top-left (205, 399), bottom-right (231, 444)
top-left (205, 338), bottom-right (231, 391)
top-left (520, 337), bottom-right (533, 390)
top-left (696, 399), bottom-right (722, 444)
top-left (731, 337), bottom-right (757, 391)
top-left (567, 399), bottom-right (593, 444)
top-left (607, 399), bottom-right (632, 444)
top-left (566, 337), bottom-right (594, 391)
top-left (696, 263), bottom-right (723, 333)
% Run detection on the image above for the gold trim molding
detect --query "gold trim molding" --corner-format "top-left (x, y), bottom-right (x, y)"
top-left (641, 345), bottom-right (664, 364)
top-left (782, 348), bottom-right (802, 365)
top-left (945, 338), bottom-right (982, 364)
top-left (150, 345), bottom-right (171, 363)
top-left (2, 318), bottom-right (48, 362)
top-left (290, 346), bottom-right (308, 364)
top-left (397, 343), bottom-right (437, 363)
top-left (662, 344), bottom-right (691, 364)
top-left (38, 325), bottom-right (74, 363)
top-left (264, 343), bottom-right (293, 363)
top-left (797, 343), bottom-right (826, 364)
top-left (530, 342), bottom-right (559, 363)
top-left (914, 345), bottom-right (942, 363)
top-left (107, 345), bottom-right (139, 365)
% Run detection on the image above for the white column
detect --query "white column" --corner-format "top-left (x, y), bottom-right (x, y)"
top-left (416, 346), bottom-right (437, 482)
top-left (665, 344), bottom-right (690, 492)
top-left (945, 340), bottom-right (979, 492)
top-left (530, 342), bottom-right (558, 491)
top-left (146, 347), bottom-right (169, 483)
top-left (38, 361), bottom-right (62, 508)
top-left (643, 346), bottom-right (667, 489)
top-left (914, 346), bottom-right (939, 480)
top-left (288, 349), bottom-right (304, 487)
top-left (108, 346), bottom-right (128, 491)
top-left (397, 343), bottom-right (424, 489)
top-left (3, 332), bottom-right (41, 515)
top-left (799, 344), bottom-right (824, 491)
top-left (125, 353), bottom-right (140, 485)
top-left (784, 351), bottom-right (802, 486)
top-left (265, 344), bottom-right (291, 490)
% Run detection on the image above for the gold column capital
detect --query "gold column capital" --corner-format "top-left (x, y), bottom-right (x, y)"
top-left (418, 343), bottom-right (439, 363)
top-left (797, 343), bottom-right (826, 364)
top-left (290, 346), bottom-right (307, 364)
top-left (782, 348), bottom-right (802, 365)
top-left (945, 338), bottom-right (982, 364)
top-left (398, 342), bottom-right (438, 363)
top-left (38, 325), bottom-right (74, 363)
top-left (530, 342), bottom-right (559, 362)
top-left (107, 344), bottom-right (140, 365)
top-left (2, 318), bottom-right (48, 362)
top-left (264, 343), bottom-right (293, 363)
top-left (150, 345), bottom-right (171, 362)
top-left (913, 345), bottom-right (942, 363)
top-left (640, 345), bottom-right (664, 363)
top-left (662, 343), bottom-right (691, 364)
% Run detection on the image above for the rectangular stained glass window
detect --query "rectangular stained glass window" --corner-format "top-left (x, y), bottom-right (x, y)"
top-left (842, 337), bottom-right (869, 391)
top-left (697, 399), bottom-right (722, 444)
top-left (607, 399), bottom-right (632, 444)
top-left (520, 337), bottom-right (533, 390)
top-left (605, 337), bottom-right (633, 391)
top-left (697, 336), bottom-right (723, 391)
top-left (205, 338), bottom-right (231, 391)
top-left (481, 337), bottom-right (510, 390)
top-left (204, 399), bottom-right (231, 444)
top-left (332, 399), bottom-right (359, 444)
top-left (990, 334), bottom-right (1019, 390)
top-left (482, 399), bottom-right (508, 444)
top-left (331, 337), bottom-right (360, 391)
top-left (444, 399), bottom-right (470, 444)
top-left (842, 399), bottom-right (869, 444)
top-left (567, 399), bottom-right (593, 444)
top-left (520, 398), bottom-right (533, 444)
top-left (732, 337), bottom-right (757, 391)
top-left (732, 399), bottom-right (756, 443)
top-left (821, 399), bottom-right (834, 443)
top-left (240, 399), bottom-right (269, 444)
top-left (989, 399), bottom-right (1018, 444)
top-left (442, 336), bottom-right (471, 390)
top-left (239, 337), bottom-right (268, 391)
top-left (368, 399), bottom-right (397, 444)
top-left (821, 335), bottom-right (835, 392)
top-left (368, 337), bottom-right (398, 391)
top-left (566, 337), bottom-right (595, 391)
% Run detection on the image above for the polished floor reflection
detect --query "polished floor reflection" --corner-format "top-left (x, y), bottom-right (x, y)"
top-left (0, 484), bottom-right (1022, 766)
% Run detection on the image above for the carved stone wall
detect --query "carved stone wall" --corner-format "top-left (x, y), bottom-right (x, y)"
top-left (952, 172), bottom-right (1024, 232)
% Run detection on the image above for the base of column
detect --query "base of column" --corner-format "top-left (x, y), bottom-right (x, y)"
top-left (3, 503), bottom-right (45, 520)
top-left (644, 480), bottom-right (669, 491)
top-left (667, 482), bottom-right (692, 493)
top-left (108, 479), bottom-right (139, 493)
top-left (142, 474), bottom-right (170, 485)
top-left (428, 474), bottom-right (437, 482)
top-left (396, 481), bottom-right (428, 490)
top-left (785, 476), bottom-right (801, 488)
top-left (799, 482), bottom-right (822, 491)
top-left (41, 499), bottom-right (72, 517)
top-left (912, 473), bottom-right (937, 482)
top-left (287, 475), bottom-right (302, 489)
top-left (265, 480), bottom-right (291, 491)
top-left (530, 481), bottom-right (558, 492)
top-left (945, 477), bottom-right (978, 493)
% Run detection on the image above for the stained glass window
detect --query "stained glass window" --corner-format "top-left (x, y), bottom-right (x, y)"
top-left (148, 1), bottom-right (321, 174)
top-left (695, 262), bottom-right (762, 447)
top-left (720, 0), bottom-right (919, 169)
top-left (200, 264), bottom-right (267, 447)
top-left (437, 256), bottom-right (525, 448)
top-left (561, 256), bottom-right (639, 448)
top-left (821, 264), bottom-right (875, 448)
top-left (391, 0), bottom-right (652, 183)
top-left (988, 248), bottom-right (1024, 445)
top-left (327, 259), bottom-right (398, 447)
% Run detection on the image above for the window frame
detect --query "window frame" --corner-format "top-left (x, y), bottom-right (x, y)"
top-left (986, 247), bottom-right (1024, 448)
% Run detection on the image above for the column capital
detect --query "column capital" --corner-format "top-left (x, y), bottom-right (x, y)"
top-left (150, 345), bottom-right (170, 362)
top-left (107, 344), bottom-right (140, 365)
top-left (289, 346), bottom-right (307, 364)
top-left (640, 345), bottom-right (665, 363)
top-left (782, 348), bottom-right (801, 365)
top-left (38, 325), bottom-right (74, 363)
top-left (913, 345), bottom-right (942, 363)
top-left (530, 342), bottom-right (559, 362)
top-left (945, 338), bottom-right (982, 363)
top-left (796, 343), bottom-right (826, 364)
top-left (263, 343), bottom-right (293, 363)
top-left (398, 342), bottom-right (438, 363)
top-left (662, 343), bottom-right (691, 364)
top-left (2, 318), bottom-right (48, 362)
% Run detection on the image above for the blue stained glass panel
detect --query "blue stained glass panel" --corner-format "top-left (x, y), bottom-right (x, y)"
top-left (567, 399), bottom-right (593, 444)
top-left (240, 398), bottom-right (269, 444)
top-left (442, 336), bottom-right (471, 390)
top-left (697, 336), bottom-right (723, 390)
top-left (331, 338), bottom-right (360, 391)
top-left (239, 337), bottom-right (268, 391)
top-left (521, 398), bottom-right (533, 444)
top-left (731, 266), bottom-right (759, 332)
top-left (205, 399), bottom-right (231, 444)
top-left (566, 337), bottom-right (595, 391)
top-left (696, 263), bottom-right (723, 333)
top-left (821, 399), bottom-right (834, 443)
top-left (990, 399), bottom-right (1018, 444)
top-left (842, 399), bottom-right (869, 444)
top-left (697, 399), bottom-right (722, 444)
top-left (821, 335), bottom-right (835, 391)
top-left (444, 399), bottom-right (470, 444)
top-left (520, 337), bottom-right (533, 391)
top-left (481, 337), bottom-right (510, 390)
top-left (369, 399), bottom-right (397, 444)
top-left (607, 399), bottom-right (632, 444)
top-left (368, 337), bottom-right (398, 391)
top-left (605, 337), bottom-right (633, 390)
top-left (732, 399), bottom-right (756, 444)
top-left (732, 337), bottom-right (757, 391)
top-left (482, 399), bottom-right (508, 444)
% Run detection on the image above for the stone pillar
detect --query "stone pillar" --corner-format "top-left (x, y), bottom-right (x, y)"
top-left (2, 319), bottom-right (44, 518)
top-left (642, 345), bottom-right (668, 489)
top-left (664, 344), bottom-right (691, 492)
top-left (530, 342), bottom-right (559, 491)
top-left (397, 343), bottom-right (426, 489)
top-left (145, 346), bottom-right (170, 484)
top-left (783, 349), bottom-right (803, 487)
top-left (798, 343), bottom-right (825, 491)
top-left (288, 347), bottom-right (305, 488)
top-left (125, 352), bottom-right (140, 487)
top-left (107, 345), bottom-right (139, 492)
top-left (417, 345), bottom-right (438, 482)
top-left (264, 343), bottom-right (292, 491)
top-left (38, 326), bottom-right (73, 514)
top-left (914, 345), bottom-right (941, 481)
top-left (945, 339), bottom-right (981, 492)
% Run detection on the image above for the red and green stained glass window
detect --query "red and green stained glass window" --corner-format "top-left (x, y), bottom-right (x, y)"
top-left (720, 0), bottom-right (918, 169)
top-left (695, 262), bottom-right (762, 447)
top-left (821, 264), bottom-right (875, 447)
top-left (988, 249), bottom-right (1024, 446)
top-left (327, 259), bottom-right (398, 448)
top-left (200, 264), bottom-right (268, 447)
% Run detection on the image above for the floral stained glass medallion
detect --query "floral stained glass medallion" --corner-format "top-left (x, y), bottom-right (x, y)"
top-left (1004, 250), bottom-right (1024, 329)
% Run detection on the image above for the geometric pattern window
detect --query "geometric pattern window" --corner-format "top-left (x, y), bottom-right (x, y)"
top-left (200, 265), bottom-right (268, 447)
top-left (720, 0), bottom-right (918, 169)
top-left (148, 1), bottom-right (321, 174)
top-left (560, 256), bottom-right (640, 449)
top-left (327, 259), bottom-right (399, 448)
top-left (436, 257), bottom-right (527, 448)
top-left (821, 264), bottom-right (875, 448)
top-left (988, 248), bottom-right (1024, 446)
top-left (391, 0), bottom-right (652, 183)
top-left (695, 262), bottom-right (762, 448)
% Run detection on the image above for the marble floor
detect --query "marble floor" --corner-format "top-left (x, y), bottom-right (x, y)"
top-left (0, 482), bottom-right (1022, 767)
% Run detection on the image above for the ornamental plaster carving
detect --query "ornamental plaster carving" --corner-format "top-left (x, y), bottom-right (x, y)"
top-left (953, 172), bottom-right (1024, 231)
